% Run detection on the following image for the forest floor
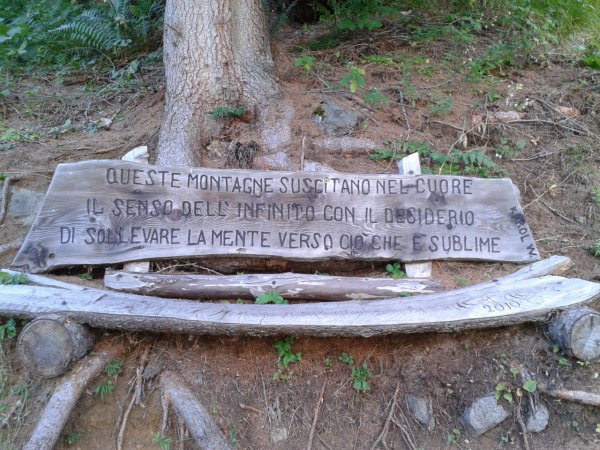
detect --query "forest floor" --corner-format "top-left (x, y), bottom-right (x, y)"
top-left (1, 18), bottom-right (600, 450)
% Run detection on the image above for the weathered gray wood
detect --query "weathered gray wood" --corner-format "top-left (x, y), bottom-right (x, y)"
top-left (104, 271), bottom-right (443, 300)
top-left (13, 160), bottom-right (539, 273)
top-left (547, 307), bottom-right (600, 361)
top-left (23, 347), bottom-right (120, 450)
top-left (17, 315), bottom-right (96, 378)
top-left (0, 276), bottom-right (597, 336)
top-left (398, 153), bottom-right (433, 279)
top-left (496, 255), bottom-right (573, 283)
top-left (1, 268), bottom-right (88, 291)
top-left (161, 371), bottom-right (232, 450)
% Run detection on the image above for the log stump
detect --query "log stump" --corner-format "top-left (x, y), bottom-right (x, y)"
top-left (17, 315), bottom-right (96, 378)
top-left (547, 307), bottom-right (600, 361)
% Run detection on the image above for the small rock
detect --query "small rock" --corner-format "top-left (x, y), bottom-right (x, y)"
top-left (303, 160), bottom-right (335, 172)
top-left (5, 187), bottom-right (45, 226)
top-left (315, 136), bottom-right (376, 153)
top-left (462, 394), bottom-right (509, 437)
top-left (574, 215), bottom-right (586, 225)
top-left (314, 100), bottom-right (358, 137)
top-left (260, 151), bottom-right (292, 170)
top-left (525, 403), bottom-right (549, 433)
top-left (405, 394), bottom-right (435, 431)
top-left (262, 104), bottom-right (294, 151)
top-left (270, 427), bottom-right (288, 443)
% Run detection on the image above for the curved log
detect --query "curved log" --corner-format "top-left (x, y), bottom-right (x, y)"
top-left (0, 275), bottom-right (598, 337)
top-left (547, 307), bottom-right (600, 361)
top-left (17, 315), bottom-right (96, 378)
top-left (23, 346), bottom-right (121, 450)
top-left (104, 271), bottom-right (443, 300)
top-left (161, 371), bottom-right (232, 450)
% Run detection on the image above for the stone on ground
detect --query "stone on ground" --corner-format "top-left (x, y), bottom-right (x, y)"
top-left (462, 394), bottom-right (509, 437)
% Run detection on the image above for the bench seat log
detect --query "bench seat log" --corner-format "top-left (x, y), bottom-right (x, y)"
top-left (0, 275), bottom-right (598, 337)
top-left (104, 271), bottom-right (443, 300)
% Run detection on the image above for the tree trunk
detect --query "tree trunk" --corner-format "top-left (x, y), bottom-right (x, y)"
top-left (547, 307), bottom-right (600, 361)
top-left (157, 0), bottom-right (279, 167)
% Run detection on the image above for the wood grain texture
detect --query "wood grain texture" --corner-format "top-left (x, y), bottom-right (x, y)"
top-left (547, 307), bottom-right (600, 361)
top-left (104, 271), bottom-right (443, 300)
top-left (17, 315), bottom-right (96, 378)
top-left (13, 160), bottom-right (539, 273)
top-left (0, 276), bottom-right (597, 337)
top-left (398, 153), bottom-right (433, 278)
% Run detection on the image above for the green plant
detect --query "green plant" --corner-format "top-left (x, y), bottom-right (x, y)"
top-left (0, 272), bottom-right (28, 285)
top-left (105, 359), bottom-right (123, 377)
top-left (339, 64), bottom-right (365, 93)
top-left (255, 291), bottom-right (288, 305)
top-left (494, 382), bottom-right (513, 404)
top-left (339, 352), bottom-right (354, 365)
top-left (65, 429), bottom-right (82, 446)
top-left (209, 106), bottom-right (247, 120)
top-left (77, 273), bottom-right (92, 281)
top-left (523, 380), bottom-right (537, 393)
top-left (94, 380), bottom-right (114, 401)
top-left (228, 430), bottom-right (239, 449)
top-left (457, 277), bottom-right (468, 287)
top-left (351, 362), bottom-right (372, 393)
top-left (428, 94), bottom-right (453, 117)
top-left (324, 358), bottom-right (334, 366)
top-left (591, 241), bottom-right (600, 258)
top-left (364, 88), bottom-right (389, 108)
top-left (294, 53), bottom-right (315, 74)
top-left (385, 262), bottom-right (406, 279)
top-left (314, 0), bottom-right (399, 31)
top-left (272, 336), bottom-right (301, 381)
top-left (591, 188), bottom-right (600, 204)
top-left (448, 428), bottom-right (461, 444)
top-left (0, 319), bottom-right (17, 341)
top-left (152, 432), bottom-right (173, 450)
top-left (50, 0), bottom-right (164, 56)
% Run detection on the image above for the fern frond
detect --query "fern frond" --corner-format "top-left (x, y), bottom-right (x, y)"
top-left (51, 11), bottom-right (121, 51)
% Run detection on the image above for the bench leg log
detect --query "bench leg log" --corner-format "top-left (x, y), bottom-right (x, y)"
top-left (23, 346), bottom-right (121, 450)
top-left (160, 371), bottom-right (232, 450)
top-left (547, 307), bottom-right (600, 361)
top-left (17, 315), bottom-right (96, 378)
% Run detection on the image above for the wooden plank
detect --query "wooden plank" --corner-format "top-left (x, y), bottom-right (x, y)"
top-left (398, 153), bottom-right (433, 278)
top-left (0, 276), bottom-right (597, 336)
top-left (13, 160), bottom-right (540, 273)
top-left (104, 271), bottom-right (443, 300)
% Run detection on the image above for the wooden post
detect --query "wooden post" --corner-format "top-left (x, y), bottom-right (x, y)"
top-left (160, 371), bottom-right (232, 450)
top-left (17, 315), bottom-right (96, 378)
top-left (121, 146), bottom-right (152, 274)
top-left (547, 307), bottom-right (600, 361)
top-left (398, 153), bottom-right (432, 278)
top-left (23, 346), bottom-right (121, 450)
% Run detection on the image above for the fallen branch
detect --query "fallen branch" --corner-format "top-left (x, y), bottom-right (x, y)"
top-left (307, 380), bottom-right (327, 450)
top-left (104, 271), bottom-right (443, 301)
top-left (160, 371), bottom-right (232, 450)
top-left (0, 176), bottom-right (12, 225)
top-left (23, 344), bottom-right (122, 450)
top-left (370, 385), bottom-right (401, 450)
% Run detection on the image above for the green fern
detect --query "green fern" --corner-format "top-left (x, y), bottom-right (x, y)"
top-left (50, 0), bottom-right (163, 54)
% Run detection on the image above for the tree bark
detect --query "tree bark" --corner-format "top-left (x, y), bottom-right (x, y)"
top-left (547, 307), bottom-right (600, 361)
top-left (161, 371), bottom-right (232, 450)
top-left (17, 315), bottom-right (96, 378)
top-left (157, 0), bottom-right (278, 167)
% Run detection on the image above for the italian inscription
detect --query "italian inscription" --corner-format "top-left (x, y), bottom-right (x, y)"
top-left (14, 160), bottom-right (540, 272)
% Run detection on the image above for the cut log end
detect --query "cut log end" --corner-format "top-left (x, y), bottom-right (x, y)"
top-left (547, 308), bottom-right (600, 361)
top-left (17, 316), bottom-right (96, 378)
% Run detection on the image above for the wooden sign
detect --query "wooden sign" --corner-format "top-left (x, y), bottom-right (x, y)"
top-left (13, 160), bottom-right (539, 273)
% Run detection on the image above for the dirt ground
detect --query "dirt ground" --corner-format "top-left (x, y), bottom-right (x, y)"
top-left (1, 21), bottom-right (600, 450)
